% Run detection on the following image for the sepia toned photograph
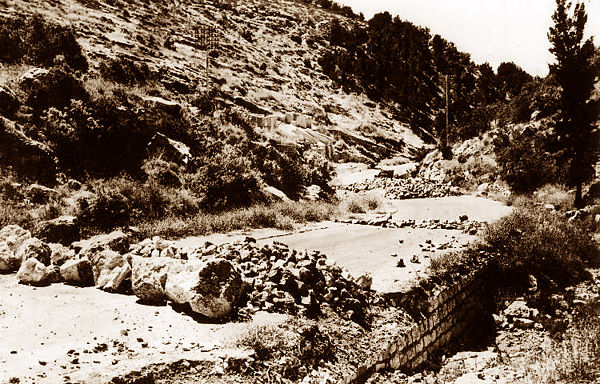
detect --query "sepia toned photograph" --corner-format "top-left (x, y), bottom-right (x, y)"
top-left (0, 0), bottom-right (599, 382)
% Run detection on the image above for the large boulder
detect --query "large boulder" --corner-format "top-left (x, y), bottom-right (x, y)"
top-left (165, 258), bottom-right (244, 319)
top-left (15, 238), bottom-right (51, 266)
top-left (0, 242), bottom-right (20, 273)
top-left (146, 132), bottom-right (191, 167)
top-left (0, 117), bottom-right (57, 185)
top-left (60, 257), bottom-right (93, 286)
top-left (18, 68), bottom-right (50, 90)
top-left (131, 256), bottom-right (182, 303)
top-left (73, 230), bottom-right (131, 256)
top-left (49, 243), bottom-right (76, 266)
top-left (35, 216), bottom-right (80, 245)
top-left (0, 225), bottom-right (32, 250)
top-left (17, 258), bottom-right (50, 286)
top-left (89, 249), bottom-right (131, 291)
top-left (0, 86), bottom-right (19, 117)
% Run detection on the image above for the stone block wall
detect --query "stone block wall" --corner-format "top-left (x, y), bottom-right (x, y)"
top-left (344, 264), bottom-right (495, 383)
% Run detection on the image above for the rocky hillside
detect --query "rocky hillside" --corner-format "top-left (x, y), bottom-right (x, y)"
top-left (0, 0), bottom-right (425, 165)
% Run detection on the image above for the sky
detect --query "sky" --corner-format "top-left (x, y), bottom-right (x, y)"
top-left (336, 0), bottom-right (600, 77)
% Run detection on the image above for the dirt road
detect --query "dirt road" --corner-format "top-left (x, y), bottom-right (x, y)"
top-left (0, 275), bottom-right (272, 384)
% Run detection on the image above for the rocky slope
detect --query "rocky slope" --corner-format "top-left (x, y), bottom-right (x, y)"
top-left (0, 0), bottom-right (425, 164)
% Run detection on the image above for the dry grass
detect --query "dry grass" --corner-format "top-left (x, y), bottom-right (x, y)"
top-left (136, 200), bottom-right (339, 239)
top-left (341, 192), bottom-right (384, 214)
top-left (517, 305), bottom-right (600, 383)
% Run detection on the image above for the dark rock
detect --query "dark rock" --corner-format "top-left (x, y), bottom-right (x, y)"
top-left (60, 258), bottom-right (94, 286)
top-left (0, 86), bottom-right (19, 117)
top-left (73, 230), bottom-right (131, 255)
top-left (35, 216), bottom-right (80, 245)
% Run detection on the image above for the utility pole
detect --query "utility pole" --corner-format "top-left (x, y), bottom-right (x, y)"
top-left (196, 25), bottom-right (219, 89)
top-left (442, 74), bottom-right (455, 159)
top-left (445, 74), bottom-right (449, 150)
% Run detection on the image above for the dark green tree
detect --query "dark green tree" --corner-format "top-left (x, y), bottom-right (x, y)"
top-left (496, 62), bottom-right (533, 100)
top-left (548, 0), bottom-right (598, 207)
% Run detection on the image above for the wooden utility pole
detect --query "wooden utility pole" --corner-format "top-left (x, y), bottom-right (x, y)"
top-left (196, 26), bottom-right (219, 89)
top-left (445, 74), bottom-right (449, 150)
top-left (442, 74), bottom-right (455, 159)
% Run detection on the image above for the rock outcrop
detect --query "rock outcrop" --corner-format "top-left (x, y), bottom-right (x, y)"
top-left (146, 132), bottom-right (191, 167)
top-left (0, 117), bottom-right (57, 185)
top-left (0, 86), bottom-right (19, 117)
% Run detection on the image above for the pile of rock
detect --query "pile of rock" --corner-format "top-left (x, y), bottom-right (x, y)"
top-left (1, 224), bottom-right (373, 323)
top-left (130, 238), bottom-right (373, 323)
top-left (337, 215), bottom-right (483, 235)
top-left (493, 299), bottom-right (543, 330)
top-left (343, 177), bottom-right (460, 200)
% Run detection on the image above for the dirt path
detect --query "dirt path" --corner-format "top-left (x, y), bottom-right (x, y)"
top-left (0, 275), bottom-right (284, 384)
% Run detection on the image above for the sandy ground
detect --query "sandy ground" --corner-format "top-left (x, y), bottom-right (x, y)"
top-left (0, 275), bottom-right (285, 384)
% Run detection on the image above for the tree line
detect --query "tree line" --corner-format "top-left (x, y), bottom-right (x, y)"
top-left (319, 1), bottom-right (599, 207)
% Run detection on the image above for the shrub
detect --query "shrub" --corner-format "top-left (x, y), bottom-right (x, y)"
top-left (342, 192), bottom-right (383, 214)
top-left (99, 56), bottom-right (153, 85)
top-left (494, 124), bottom-right (559, 194)
top-left (484, 205), bottom-right (599, 297)
top-left (189, 145), bottom-right (264, 211)
top-left (141, 157), bottom-right (183, 187)
top-left (77, 184), bottom-right (129, 232)
top-left (25, 67), bottom-right (88, 111)
top-left (0, 14), bottom-right (87, 71)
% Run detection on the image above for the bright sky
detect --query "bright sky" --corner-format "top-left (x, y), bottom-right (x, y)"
top-left (337, 0), bottom-right (600, 77)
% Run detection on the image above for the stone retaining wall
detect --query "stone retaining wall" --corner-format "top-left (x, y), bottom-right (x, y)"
top-left (345, 264), bottom-right (495, 383)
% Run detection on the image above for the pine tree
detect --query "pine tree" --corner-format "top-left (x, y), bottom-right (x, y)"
top-left (548, 0), bottom-right (598, 207)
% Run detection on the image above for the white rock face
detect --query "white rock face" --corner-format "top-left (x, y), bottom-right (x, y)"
top-left (89, 249), bottom-right (131, 291)
top-left (0, 225), bottom-right (32, 252)
top-left (165, 258), bottom-right (244, 319)
top-left (17, 258), bottom-right (49, 285)
top-left (131, 256), bottom-right (182, 303)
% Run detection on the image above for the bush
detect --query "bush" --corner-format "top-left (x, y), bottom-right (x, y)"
top-left (0, 14), bottom-right (87, 71)
top-left (494, 124), bottom-right (559, 194)
top-left (25, 67), bottom-right (88, 111)
top-left (142, 157), bottom-right (183, 187)
top-left (77, 184), bottom-right (129, 232)
top-left (484, 205), bottom-right (599, 297)
top-left (99, 57), bottom-right (153, 85)
top-left (189, 145), bottom-right (264, 211)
